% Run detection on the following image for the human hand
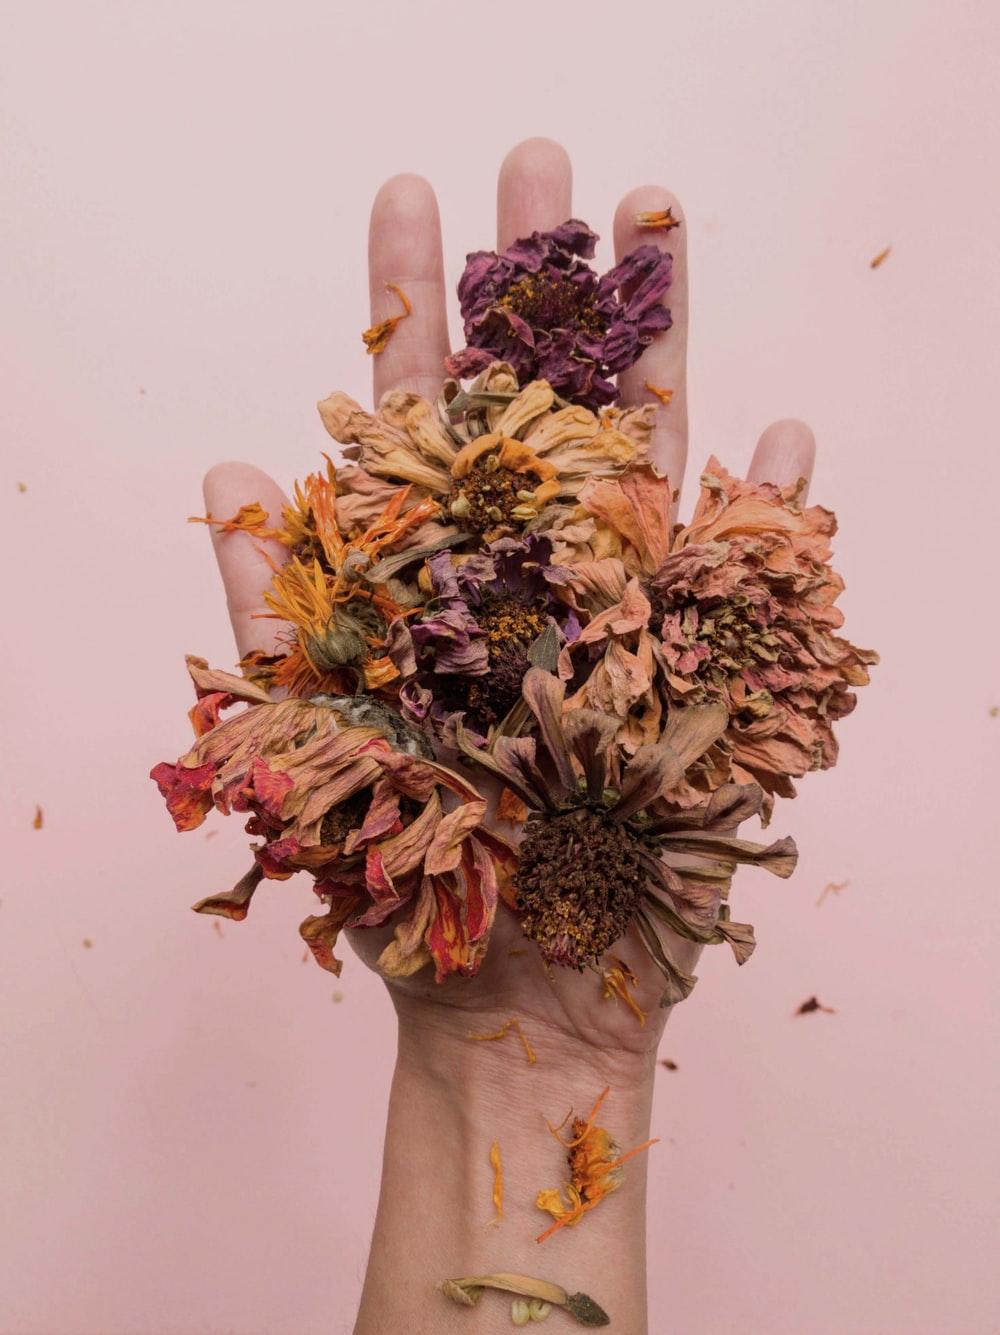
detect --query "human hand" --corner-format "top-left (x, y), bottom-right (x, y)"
top-left (202, 138), bottom-right (814, 1067)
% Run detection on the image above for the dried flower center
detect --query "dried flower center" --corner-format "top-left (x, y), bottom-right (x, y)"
top-left (649, 589), bottom-right (781, 677)
top-left (439, 595), bottom-right (550, 730)
top-left (449, 457), bottom-right (534, 534)
top-left (514, 807), bottom-right (648, 968)
top-left (320, 789), bottom-right (372, 845)
top-left (305, 603), bottom-right (385, 672)
top-left (499, 273), bottom-right (606, 339)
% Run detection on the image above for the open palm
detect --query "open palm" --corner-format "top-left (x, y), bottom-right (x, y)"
top-left (202, 138), bottom-right (815, 1057)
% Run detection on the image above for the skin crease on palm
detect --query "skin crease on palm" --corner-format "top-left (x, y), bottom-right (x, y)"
top-left (201, 138), bottom-right (816, 1059)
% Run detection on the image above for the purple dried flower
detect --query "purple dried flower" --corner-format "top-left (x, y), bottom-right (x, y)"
top-left (394, 536), bottom-right (578, 737)
top-left (444, 219), bottom-right (673, 409)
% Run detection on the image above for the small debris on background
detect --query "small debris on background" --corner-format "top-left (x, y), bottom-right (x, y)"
top-left (301, 949), bottom-right (310, 964)
top-left (212, 920), bottom-right (225, 938)
top-left (362, 282), bottom-right (412, 354)
top-left (469, 1016), bottom-right (537, 1065)
top-left (989, 705), bottom-right (999, 718)
top-left (139, 387), bottom-right (147, 396)
top-left (816, 879), bottom-right (849, 906)
top-left (659, 1059), bottom-right (679, 1071)
top-left (635, 208), bottom-right (681, 232)
top-left (205, 829), bottom-right (219, 840)
top-left (870, 246), bottom-right (892, 269)
top-left (82, 939), bottom-right (93, 950)
top-left (17, 482), bottom-right (28, 493)
top-left (644, 381), bottom-right (674, 406)
top-left (331, 991), bottom-right (344, 1004)
top-left (33, 805), bottom-right (43, 830)
top-left (795, 996), bottom-right (836, 1016)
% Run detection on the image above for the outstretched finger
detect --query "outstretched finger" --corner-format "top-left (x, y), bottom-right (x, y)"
top-left (614, 187), bottom-right (688, 499)
top-left (368, 174), bottom-right (451, 404)
top-left (496, 137), bottom-right (573, 252)
top-left (747, 418), bottom-right (816, 499)
top-left (202, 461), bottom-right (291, 658)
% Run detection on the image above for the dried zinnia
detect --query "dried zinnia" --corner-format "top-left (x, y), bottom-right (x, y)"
top-left (458, 667), bottom-right (796, 1001)
top-left (201, 460), bottom-right (441, 697)
top-left (150, 663), bottom-right (511, 981)
top-left (444, 220), bottom-right (672, 409)
top-left (319, 362), bottom-right (654, 543)
top-left (555, 460), bottom-right (878, 804)
top-left (392, 534), bottom-right (577, 739)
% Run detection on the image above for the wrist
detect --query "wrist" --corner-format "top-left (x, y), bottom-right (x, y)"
top-left (393, 994), bottom-right (658, 1113)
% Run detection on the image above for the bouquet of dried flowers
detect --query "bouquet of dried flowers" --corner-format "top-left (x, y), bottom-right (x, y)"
top-left (152, 219), bottom-right (876, 1009)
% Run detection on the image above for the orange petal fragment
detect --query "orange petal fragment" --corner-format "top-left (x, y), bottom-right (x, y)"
top-left (362, 282), bottom-right (412, 354)
top-left (490, 1139), bottom-right (504, 1222)
top-left (870, 245), bottom-right (892, 269)
top-left (643, 381), bottom-right (674, 407)
top-left (469, 1016), bottom-right (537, 1065)
top-left (601, 958), bottom-right (647, 1026)
top-left (635, 208), bottom-right (681, 231)
top-left (188, 501), bottom-right (281, 537)
top-left (496, 786), bottom-right (529, 824)
top-left (33, 805), bottom-right (43, 830)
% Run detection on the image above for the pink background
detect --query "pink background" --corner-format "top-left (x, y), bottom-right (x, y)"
top-left (3, 2), bottom-right (999, 1332)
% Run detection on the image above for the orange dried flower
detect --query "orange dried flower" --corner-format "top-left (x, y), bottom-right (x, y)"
top-left (318, 362), bottom-right (655, 542)
top-left (362, 282), bottom-right (412, 354)
top-left (535, 1087), bottom-right (657, 1241)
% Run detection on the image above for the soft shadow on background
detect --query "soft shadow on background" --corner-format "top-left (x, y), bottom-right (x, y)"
top-left (3, 2), bottom-right (998, 1332)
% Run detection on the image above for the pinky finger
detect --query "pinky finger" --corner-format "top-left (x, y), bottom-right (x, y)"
top-left (747, 418), bottom-right (816, 500)
top-left (202, 462), bottom-right (291, 658)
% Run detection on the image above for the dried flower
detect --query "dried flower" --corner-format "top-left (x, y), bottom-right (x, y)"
top-left (556, 460), bottom-right (878, 805)
top-left (394, 535), bottom-right (576, 738)
top-left (319, 362), bottom-right (654, 542)
top-left (362, 281), bottom-right (412, 354)
top-left (458, 667), bottom-right (795, 997)
top-left (151, 667), bottom-right (512, 981)
top-left (444, 220), bottom-right (673, 409)
top-left (536, 1087), bottom-right (657, 1241)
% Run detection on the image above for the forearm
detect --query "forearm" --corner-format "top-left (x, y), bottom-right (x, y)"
top-left (354, 1003), bottom-right (658, 1333)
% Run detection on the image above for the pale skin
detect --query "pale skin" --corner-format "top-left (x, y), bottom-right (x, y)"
top-left (203, 139), bottom-right (816, 1332)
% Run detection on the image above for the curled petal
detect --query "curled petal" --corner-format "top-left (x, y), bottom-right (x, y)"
top-left (192, 865), bottom-right (264, 921)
